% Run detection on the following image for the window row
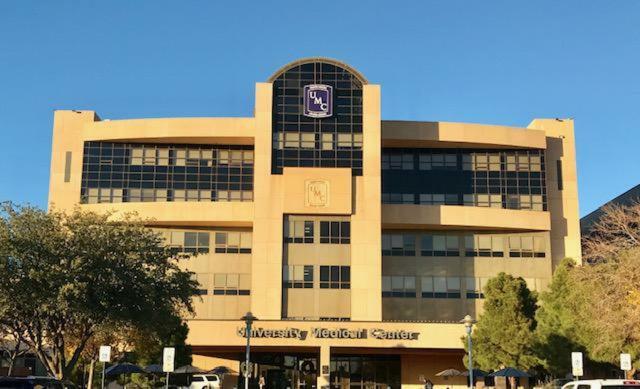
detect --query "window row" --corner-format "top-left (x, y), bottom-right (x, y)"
top-left (272, 149), bottom-right (363, 176)
top-left (382, 276), bottom-right (544, 299)
top-left (274, 132), bottom-right (363, 150)
top-left (168, 231), bottom-right (252, 254)
top-left (282, 265), bottom-right (351, 289)
top-left (382, 193), bottom-right (544, 210)
top-left (382, 233), bottom-right (546, 258)
top-left (382, 150), bottom-right (544, 172)
top-left (82, 142), bottom-right (253, 204)
top-left (382, 276), bottom-right (489, 299)
top-left (129, 147), bottom-right (254, 167)
top-left (284, 220), bottom-right (351, 244)
top-left (83, 188), bottom-right (253, 203)
top-left (85, 143), bottom-right (254, 166)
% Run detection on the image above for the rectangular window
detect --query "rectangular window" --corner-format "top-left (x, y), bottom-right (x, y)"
top-left (464, 235), bottom-right (504, 257)
top-left (85, 188), bottom-right (123, 204)
top-left (320, 265), bottom-right (350, 289)
top-left (382, 233), bottom-right (415, 256)
top-left (300, 133), bottom-right (315, 149)
top-left (420, 234), bottom-right (459, 256)
top-left (283, 265), bottom-right (314, 288)
top-left (509, 236), bottom-right (546, 258)
top-left (284, 132), bottom-right (300, 148)
top-left (419, 152), bottom-right (457, 170)
top-left (321, 133), bottom-right (334, 151)
top-left (213, 273), bottom-right (251, 295)
top-left (422, 276), bottom-right (461, 298)
top-left (383, 152), bottom-right (413, 170)
top-left (462, 154), bottom-right (472, 170)
top-left (381, 275), bottom-right (416, 297)
top-left (285, 220), bottom-right (314, 243)
top-left (337, 133), bottom-right (352, 149)
top-left (183, 232), bottom-right (210, 254)
top-left (214, 231), bottom-right (252, 253)
top-left (64, 151), bottom-right (72, 182)
top-left (192, 273), bottom-right (209, 295)
top-left (320, 221), bottom-right (350, 244)
top-left (382, 193), bottom-right (415, 204)
top-left (465, 277), bottom-right (487, 299)
top-left (418, 194), bottom-right (458, 205)
top-left (473, 194), bottom-right (503, 208)
top-left (556, 160), bottom-right (563, 190)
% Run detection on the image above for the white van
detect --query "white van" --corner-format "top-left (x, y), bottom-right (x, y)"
top-left (562, 380), bottom-right (640, 389)
top-left (186, 374), bottom-right (221, 389)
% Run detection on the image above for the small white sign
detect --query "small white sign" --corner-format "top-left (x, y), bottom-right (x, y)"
top-left (621, 353), bottom-right (632, 371)
top-left (163, 347), bottom-right (175, 373)
top-left (572, 352), bottom-right (584, 377)
top-left (99, 346), bottom-right (111, 363)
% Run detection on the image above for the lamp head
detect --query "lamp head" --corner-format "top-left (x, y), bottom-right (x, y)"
top-left (460, 315), bottom-right (476, 328)
top-left (241, 311), bottom-right (257, 325)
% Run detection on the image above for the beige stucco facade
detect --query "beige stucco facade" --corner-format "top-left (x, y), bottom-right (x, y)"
top-left (48, 58), bottom-right (580, 389)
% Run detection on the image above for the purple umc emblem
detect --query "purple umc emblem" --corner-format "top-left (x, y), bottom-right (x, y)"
top-left (303, 84), bottom-right (333, 118)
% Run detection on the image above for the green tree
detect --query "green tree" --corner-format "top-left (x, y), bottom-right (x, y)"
top-left (569, 247), bottom-right (640, 377)
top-left (581, 201), bottom-right (640, 376)
top-left (127, 315), bottom-right (192, 368)
top-left (467, 273), bottom-right (540, 371)
top-left (535, 258), bottom-right (584, 376)
top-left (0, 203), bottom-right (199, 380)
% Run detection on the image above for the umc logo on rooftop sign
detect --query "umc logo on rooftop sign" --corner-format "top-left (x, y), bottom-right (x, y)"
top-left (303, 84), bottom-right (333, 118)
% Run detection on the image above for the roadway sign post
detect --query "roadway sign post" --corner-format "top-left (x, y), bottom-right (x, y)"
top-left (99, 346), bottom-right (111, 389)
top-left (571, 352), bottom-right (584, 379)
top-left (620, 353), bottom-right (631, 378)
top-left (163, 347), bottom-right (175, 389)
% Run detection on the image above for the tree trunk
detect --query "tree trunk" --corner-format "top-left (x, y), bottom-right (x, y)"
top-left (7, 354), bottom-right (16, 376)
top-left (7, 339), bottom-right (22, 376)
top-left (88, 359), bottom-right (96, 389)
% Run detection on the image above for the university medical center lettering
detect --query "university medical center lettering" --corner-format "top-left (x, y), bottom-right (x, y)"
top-left (237, 327), bottom-right (306, 340)
top-left (237, 327), bottom-right (419, 341)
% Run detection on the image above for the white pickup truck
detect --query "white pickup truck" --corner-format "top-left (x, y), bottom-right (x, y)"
top-left (186, 374), bottom-right (221, 389)
top-left (562, 380), bottom-right (640, 389)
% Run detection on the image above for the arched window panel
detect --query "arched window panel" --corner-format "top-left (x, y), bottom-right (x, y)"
top-left (270, 58), bottom-right (367, 176)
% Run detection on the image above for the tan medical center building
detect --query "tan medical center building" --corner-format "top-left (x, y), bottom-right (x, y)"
top-left (48, 58), bottom-right (581, 389)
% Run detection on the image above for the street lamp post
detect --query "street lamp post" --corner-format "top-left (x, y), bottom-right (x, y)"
top-left (461, 315), bottom-right (476, 389)
top-left (241, 312), bottom-right (257, 389)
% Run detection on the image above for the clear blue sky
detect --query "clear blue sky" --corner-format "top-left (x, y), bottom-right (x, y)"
top-left (1, 1), bottom-right (639, 216)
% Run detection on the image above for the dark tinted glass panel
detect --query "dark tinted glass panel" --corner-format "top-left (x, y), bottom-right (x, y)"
top-left (80, 142), bottom-right (253, 203)
top-left (382, 148), bottom-right (547, 211)
top-left (320, 266), bottom-right (329, 281)
top-left (272, 60), bottom-right (364, 176)
top-left (341, 266), bottom-right (350, 282)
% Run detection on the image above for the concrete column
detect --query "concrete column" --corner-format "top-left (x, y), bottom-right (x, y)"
top-left (251, 82), bottom-right (284, 319)
top-left (317, 345), bottom-right (331, 389)
top-left (48, 110), bottom-right (98, 211)
top-left (528, 118), bottom-right (582, 267)
top-left (351, 84), bottom-right (382, 321)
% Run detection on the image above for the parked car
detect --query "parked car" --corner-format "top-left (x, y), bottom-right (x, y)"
top-left (185, 374), bottom-right (221, 389)
top-left (562, 380), bottom-right (640, 389)
top-left (0, 376), bottom-right (64, 389)
top-left (544, 379), bottom-right (573, 389)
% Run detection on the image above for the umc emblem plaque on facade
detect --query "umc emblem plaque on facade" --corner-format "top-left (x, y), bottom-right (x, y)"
top-left (303, 84), bottom-right (333, 118)
top-left (305, 180), bottom-right (329, 207)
